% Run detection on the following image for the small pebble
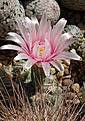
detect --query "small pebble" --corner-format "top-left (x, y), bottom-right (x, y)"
top-left (63, 79), bottom-right (73, 86)
top-left (57, 71), bottom-right (64, 79)
top-left (63, 60), bottom-right (70, 66)
top-left (64, 68), bottom-right (69, 75)
top-left (71, 83), bottom-right (80, 93)
top-left (50, 67), bottom-right (56, 75)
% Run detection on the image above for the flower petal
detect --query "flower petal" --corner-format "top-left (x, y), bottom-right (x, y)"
top-left (7, 32), bottom-right (28, 50)
top-left (25, 17), bottom-right (36, 43)
top-left (45, 26), bottom-right (50, 41)
top-left (42, 39), bottom-right (51, 61)
top-left (56, 38), bottom-right (78, 54)
top-left (53, 52), bottom-right (82, 61)
top-left (50, 61), bottom-right (64, 72)
top-left (54, 32), bottom-right (73, 52)
top-left (68, 52), bottom-right (82, 61)
top-left (14, 53), bottom-right (29, 61)
top-left (25, 59), bottom-right (37, 70)
top-left (27, 34), bottom-right (32, 51)
top-left (50, 18), bottom-right (67, 46)
top-left (39, 12), bottom-right (47, 31)
top-left (31, 16), bottom-right (39, 26)
top-left (53, 33), bottom-right (62, 52)
top-left (43, 20), bottom-right (51, 41)
top-left (0, 44), bottom-right (23, 52)
top-left (53, 52), bottom-right (69, 60)
top-left (60, 32), bottom-right (73, 44)
top-left (32, 41), bottom-right (39, 58)
top-left (26, 16), bottom-right (39, 33)
top-left (16, 19), bottom-right (29, 43)
top-left (42, 62), bottom-right (50, 76)
top-left (37, 13), bottom-right (51, 42)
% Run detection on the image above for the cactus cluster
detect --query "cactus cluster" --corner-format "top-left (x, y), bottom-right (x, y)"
top-left (63, 25), bottom-right (85, 62)
top-left (0, 0), bottom-right (25, 40)
top-left (22, 0), bottom-right (60, 25)
top-left (63, 25), bottom-right (83, 49)
top-left (77, 39), bottom-right (85, 62)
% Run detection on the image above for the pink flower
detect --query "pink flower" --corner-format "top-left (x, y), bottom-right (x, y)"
top-left (1, 13), bottom-right (82, 76)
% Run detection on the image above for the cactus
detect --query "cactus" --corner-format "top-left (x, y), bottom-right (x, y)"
top-left (63, 25), bottom-right (85, 62)
top-left (21, 0), bottom-right (60, 25)
top-left (0, 0), bottom-right (25, 41)
top-left (63, 25), bottom-right (83, 49)
top-left (77, 42), bottom-right (85, 62)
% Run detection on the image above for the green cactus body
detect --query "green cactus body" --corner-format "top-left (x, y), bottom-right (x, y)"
top-left (31, 64), bottom-right (45, 91)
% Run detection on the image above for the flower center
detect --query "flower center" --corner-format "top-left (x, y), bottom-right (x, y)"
top-left (39, 48), bottom-right (45, 56)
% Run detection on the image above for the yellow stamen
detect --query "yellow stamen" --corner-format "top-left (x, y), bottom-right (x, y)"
top-left (39, 48), bottom-right (45, 56)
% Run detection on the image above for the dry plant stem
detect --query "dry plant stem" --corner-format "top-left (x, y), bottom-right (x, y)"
top-left (81, 115), bottom-right (85, 121)
top-left (0, 74), bottom-right (85, 120)
top-left (10, 79), bottom-right (32, 121)
top-left (73, 102), bottom-right (85, 121)
top-left (0, 77), bottom-right (31, 121)
top-left (0, 77), bottom-right (16, 113)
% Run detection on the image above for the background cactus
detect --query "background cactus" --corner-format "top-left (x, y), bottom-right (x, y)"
top-left (63, 25), bottom-right (85, 62)
top-left (77, 40), bottom-right (85, 63)
top-left (21, 0), bottom-right (60, 25)
top-left (0, 0), bottom-right (25, 42)
top-left (63, 25), bottom-right (83, 49)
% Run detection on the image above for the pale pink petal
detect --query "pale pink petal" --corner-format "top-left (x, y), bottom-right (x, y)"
top-left (66, 52), bottom-right (82, 61)
top-left (31, 17), bottom-right (39, 27)
top-left (54, 32), bottom-right (73, 52)
top-left (14, 53), bottom-right (29, 61)
top-left (16, 19), bottom-right (29, 43)
top-left (46, 53), bottom-right (56, 61)
top-left (37, 13), bottom-right (51, 42)
top-left (45, 38), bottom-right (51, 47)
top-left (50, 18), bottom-right (67, 46)
top-left (32, 41), bottom-right (39, 58)
top-left (60, 32), bottom-right (73, 44)
top-left (67, 52), bottom-right (82, 61)
top-left (45, 29), bottom-right (50, 42)
top-left (53, 52), bottom-right (82, 61)
top-left (50, 61), bottom-right (64, 72)
top-left (25, 17), bottom-right (32, 24)
top-left (0, 44), bottom-right (23, 52)
top-left (42, 47), bottom-right (50, 61)
top-left (41, 20), bottom-right (51, 42)
top-left (36, 30), bottom-right (42, 42)
top-left (26, 16), bottom-right (39, 33)
top-left (53, 33), bottom-right (62, 52)
top-left (39, 12), bottom-right (47, 31)
top-left (42, 39), bottom-right (51, 61)
top-left (25, 59), bottom-right (37, 70)
top-left (53, 52), bottom-right (69, 60)
top-left (7, 32), bottom-right (28, 50)
top-left (65, 38), bottom-right (78, 47)
top-left (42, 62), bottom-right (50, 76)
top-left (25, 17), bottom-right (36, 43)
top-left (27, 34), bottom-right (32, 51)
top-left (25, 16), bottom-right (39, 28)
top-left (56, 38), bottom-right (78, 54)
